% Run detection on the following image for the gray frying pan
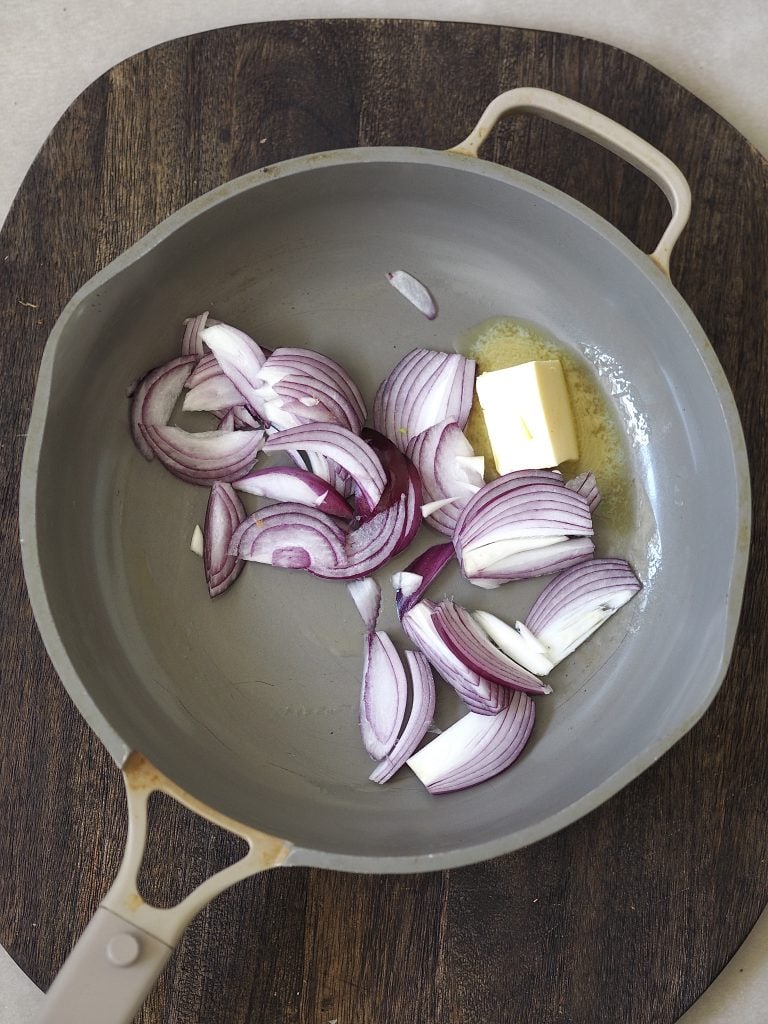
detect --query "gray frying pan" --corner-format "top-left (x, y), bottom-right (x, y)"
top-left (19, 89), bottom-right (749, 1023)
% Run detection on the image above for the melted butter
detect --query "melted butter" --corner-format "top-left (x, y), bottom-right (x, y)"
top-left (462, 317), bottom-right (634, 534)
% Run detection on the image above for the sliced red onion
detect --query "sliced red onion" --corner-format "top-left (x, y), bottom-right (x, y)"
top-left (312, 491), bottom-right (416, 580)
top-left (218, 410), bottom-right (236, 432)
top-left (359, 429), bottom-right (421, 524)
top-left (140, 425), bottom-right (264, 485)
top-left (393, 541), bottom-right (455, 617)
top-left (453, 470), bottom-right (594, 584)
top-left (234, 407), bottom-right (262, 430)
top-left (373, 349), bottom-right (476, 452)
top-left (183, 373), bottom-right (246, 414)
top-left (347, 578), bottom-right (382, 631)
top-left (472, 610), bottom-right (554, 676)
top-left (200, 323), bottom-right (269, 415)
top-left (406, 419), bottom-right (484, 535)
top-left (391, 571), bottom-right (424, 602)
top-left (432, 599), bottom-right (551, 695)
top-left (233, 467), bottom-right (353, 519)
top-left (204, 482), bottom-right (247, 597)
top-left (359, 630), bottom-right (408, 759)
top-left (566, 471), bottom-right (601, 512)
top-left (464, 537), bottom-right (596, 586)
top-left (190, 524), bottom-right (204, 557)
top-left (181, 311), bottom-right (210, 358)
top-left (525, 558), bottom-right (642, 665)
top-left (402, 601), bottom-right (511, 715)
top-left (255, 348), bottom-right (366, 433)
top-left (129, 355), bottom-right (196, 460)
top-left (263, 423), bottom-right (387, 512)
top-left (185, 352), bottom-right (219, 389)
top-left (406, 691), bottom-right (535, 793)
top-left (386, 270), bottom-right (437, 320)
top-left (230, 502), bottom-right (347, 570)
top-left (370, 652), bottom-right (436, 784)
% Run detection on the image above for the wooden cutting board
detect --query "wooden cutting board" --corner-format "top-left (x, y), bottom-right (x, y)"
top-left (1, 20), bottom-right (766, 1024)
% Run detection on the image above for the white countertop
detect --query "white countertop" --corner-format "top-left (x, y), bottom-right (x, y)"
top-left (2, 1), bottom-right (766, 1021)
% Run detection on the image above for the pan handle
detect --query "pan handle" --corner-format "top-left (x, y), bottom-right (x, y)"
top-left (36, 752), bottom-right (291, 1024)
top-left (448, 87), bottom-right (691, 276)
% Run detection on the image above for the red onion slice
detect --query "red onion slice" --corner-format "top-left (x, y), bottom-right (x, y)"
top-left (525, 558), bottom-right (642, 664)
top-left (204, 482), bottom-right (247, 597)
top-left (256, 348), bottom-right (366, 432)
top-left (311, 491), bottom-right (416, 580)
top-left (218, 410), bottom-right (236, 432)
top-left (200, 323), bottom-right (269, 415)
top-left (359, 630), bottom-right (408, 760)
top-left (129, 355), bottom-right (197, 460)
top-left (432, 599), bottom-right (551, 695)
top-left (347, 578), bottom-right (382, 631)
top-left (181, 311), bottom-right (210, 358)
top-left (453, 470), bottom-right (594, 584)
top-left (393, 541), bottom-right (455, 617)
top-left (185, 352), bottom-right (219, 389)
top-left (472, 610), bottom-right (555, 676)
top-left (370, 652), bottom-right (436, 784)
top-left (464, 537), bottom-right (595, 587)
top-left (230, 502), bottom-right (347, 569)
top-left (402, 601), bottom-right (511, 715)
top-left (373, 349), bottom-right (476, 452)
top-left (233, 467), bottom-right (353, 519)
top-left (140, 425), bottom-right (265, 484)
top-left (406, 419), bottom-right (484, 535)
top-left (386, 270), bottom-right (438, 320)
top-left (183, 373), bottom-right (246, 413)
top-left (263, 423), bottom-right (387, 511)
top-left (406, 691), bottom-right (535, 793)
top-left (565, 471), bottom-right (602, 512)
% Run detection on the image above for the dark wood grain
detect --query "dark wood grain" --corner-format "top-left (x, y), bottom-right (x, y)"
top-left (1, 19), bottom-right (767, 1024)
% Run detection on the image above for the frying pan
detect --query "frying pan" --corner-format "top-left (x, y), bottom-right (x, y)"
top-left (19, 88), bottom-right (749, 1023)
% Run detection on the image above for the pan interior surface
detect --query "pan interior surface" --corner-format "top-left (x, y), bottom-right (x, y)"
top-left (25, 152), bottom-right (746, 866)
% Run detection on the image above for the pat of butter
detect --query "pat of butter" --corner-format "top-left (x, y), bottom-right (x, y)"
top-left (475, 359), bottom-right (579, 474)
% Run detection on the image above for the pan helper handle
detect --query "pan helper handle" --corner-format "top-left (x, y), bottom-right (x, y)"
top-left (449, 87), bottom-right (691, 276)
top-left (36, 753), bottom-right (291, 1024)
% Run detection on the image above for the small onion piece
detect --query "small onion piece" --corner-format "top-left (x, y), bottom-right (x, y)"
top-left (140, 425), bottom-right (265, 485)
top-left (565, 471), bottom-right (601, 512)
top-left (402, 601), bottom-right (511, 715)
top-left (472, 610), bottom-right (555, 676)
top-left (185, 352), bottom-right (219, 389)
top-left (190, 524), bottom-right (204, 556)
top-left (525, 558), bottom-right (642, 665)
top-left (183, 373), bottom-right (246, 414)
top-left (406, 419), bottom-right (484, 535)
top-left (255, 348), bottom-right (366, 433)
top-left (230, 502), bottom-right (347, 570)
top-left (406, 691), bottom-right (535, 794)
top-left (204, 482), bottom-right (247, 597)
top-left (370, 652), bottom-right (436, 784)
top-left (432, 599), bottom-right (551, 695)
top-left (359, 630), bottom-right (408, 760)
top-left (373, 349), bottom-right (476, 452)
top-left (393, 541), bottom-right (455, 617)
top-left (129, 355), bottom-right (196, 460)
top-left (263, 423), bottom-right (387, 512)
top-left (386, 270), bottom-right (437, 320)
top-left (347, 578), bottom-right (382, 632)
top-left (200, 323), bottom-right (269, 416)
top-left (181, 311), bottom-right (210, 358)
top-left (218, 410), bottom-right (236, 432)
top-left (233, 467), bottom-right (354, 519)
